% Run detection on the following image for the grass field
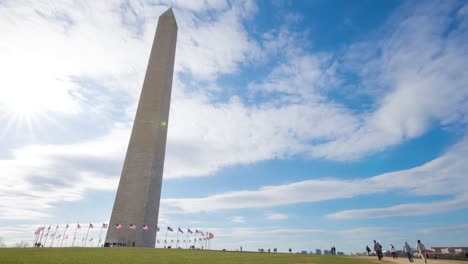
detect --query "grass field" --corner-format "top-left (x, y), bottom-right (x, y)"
top-left (0, 248), bottom-right (377, 264)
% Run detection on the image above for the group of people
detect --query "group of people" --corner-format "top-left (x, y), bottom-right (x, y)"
top-left (366, 240), bottom-right (428, 263)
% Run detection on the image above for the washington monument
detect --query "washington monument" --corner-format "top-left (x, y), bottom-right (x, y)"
top-left (105, 8), bottom-right (177, 248)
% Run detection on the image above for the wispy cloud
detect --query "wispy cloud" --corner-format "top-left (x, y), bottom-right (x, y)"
top-left (162, 136), bottom-right (468, 217)
top-left (265, 213), bottom-right (288, 220)
top-left (231, 216), bottom-right (246, 224)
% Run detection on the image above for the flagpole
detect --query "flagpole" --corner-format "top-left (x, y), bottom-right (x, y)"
top-left (164, 228), bottom-right (168, 248)
top-left (84, 224), bottom-right (91, 247)
top-left (71, 225), bottom-right (78, 247)
top-left (43, 226), bottom-right (51, 247)
top-left (176, 228), bottom-right (179, 249)
top-left (33, 229), bottom-right (39, 247)
top-left (38, 228), bottom-right (45, 246)
top-left (193, 231), bottom-right (197, 249)
top-left (50, 225), bottom-right (59, 247)
top-left (60, 225), bottom-right (68, 247)
top-left (97, 225), bottom-right (104, 247)
top-left (185, 231), bottom-right (189, 249)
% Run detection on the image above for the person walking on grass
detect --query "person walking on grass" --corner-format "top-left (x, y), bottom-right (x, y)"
top-left (366, 245), bottom-right (371, 256)
top-left (404, 241), bottom-right (414, 262)
top-left (417, 240), bottom-right (427, 263)
top-left (374, 240), bottom-right (383, 260)
top-left (391, 244), bottom-right (398, 259)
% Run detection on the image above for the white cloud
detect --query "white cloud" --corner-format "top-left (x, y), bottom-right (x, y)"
top-left (327, 196), bottom-right (468, 220)
top-left (161, 136), bottom-right (468, 216)
top-left (0, 125), bottom-right (128, 219)
top-left (311, 1), bottom-right (468, 160)
top-left (265, 213), bottom-right (288, 220)
top-left (175, 3), bottom-right (260, 80)
top-left (231, 216), bottom-right (246, 224)
top-left (416, 223), bottom-right (468, 234)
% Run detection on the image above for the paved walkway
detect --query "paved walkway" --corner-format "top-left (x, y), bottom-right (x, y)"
top-left (359, 256), bottom-right (467, 264)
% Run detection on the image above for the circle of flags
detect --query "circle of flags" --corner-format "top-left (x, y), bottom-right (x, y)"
top-left (32, 223), bottom-right (215, 248)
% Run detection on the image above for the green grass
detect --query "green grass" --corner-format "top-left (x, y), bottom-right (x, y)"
top-left (0, 248), bottom-right (376, 264)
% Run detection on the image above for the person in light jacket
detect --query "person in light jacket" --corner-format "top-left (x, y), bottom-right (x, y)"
top-left (390, 244), bottom-right (397, 259)
top-left (403, 241), bottom-right (414, 262)
top-left (417, 240), bottom-right (427, 263)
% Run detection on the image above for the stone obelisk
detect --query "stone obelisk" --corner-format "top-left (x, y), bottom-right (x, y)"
top-left (105, 8), bottom-right (177, 248)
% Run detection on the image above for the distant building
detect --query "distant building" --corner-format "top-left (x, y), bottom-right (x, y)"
top-left (324, 249), bottom-right (331, 255)
top-left (316, 249), bottom-right (322, 255)
top-left (337, 252), bottom-right (344, 255)
top-left (429, 247), bottom-right (468, 254)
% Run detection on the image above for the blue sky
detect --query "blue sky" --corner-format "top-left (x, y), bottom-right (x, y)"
top-left (1, 0), bottom-right (468, 253)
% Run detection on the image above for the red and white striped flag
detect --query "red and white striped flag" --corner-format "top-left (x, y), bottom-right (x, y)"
top-left (208, 233), bottom-right (214, 239)
top-left (142, 225), bottom-right (149, 231)
top-left (188, 229), bottom-right (193, 234)
top-left (65, 224), bottom-right (69, 229)
top-left (129, 224), bottom-right (136, 230)
top-left (34, 227), bottom-right (42, 235)
top-left (195, 229), bottom-right (201, 234)
top-left (178, 227), bottom-right (184, 233)
top-left (89, 224), bottom-right (94, 228)
top-left (167, 226), bottom-right (173, 232)
top-left (115, 224), bottom-right (122, 229)
top-left (77, 224), bottom-right (81, 229)
top-left (102, 224), bottom-right (108, 229)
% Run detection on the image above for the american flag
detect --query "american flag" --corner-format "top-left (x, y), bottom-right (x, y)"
top-left (142, 225), bottom-right (149, 231)
top-left (188, 228), bottom-right (193, 234)
top-left (208, 233), bottom-right (214, 239)
top-left (77, 224), bottom-right (81, 229)
top-left (65, 224), bottom-right (69, 228)
top-left (57, 235), bottom-right (61, 239)
top-left (89, 238), bottom-right (94, 241)
top-left (167, 226), bottom-right (173, 232)
top-left (129, 224), bottom-right (136, 230)
top-left (102, 224), bottom-right (108, 228)
top-left (156, 226), bottom-right (160, 232)
top-left (115, 224), bottom-right (123, 229)
top-left (195, 229), bottom-right (201, 234)
top-left (34, 227), bottom-right (42, 235)
top-left (178, 227), bottom-right (184, 233)
top-left (89, 223), bottom-right (94, 228)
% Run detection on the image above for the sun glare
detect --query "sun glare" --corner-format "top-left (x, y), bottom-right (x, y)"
top-left (1, 87), bottom-right (47, 122)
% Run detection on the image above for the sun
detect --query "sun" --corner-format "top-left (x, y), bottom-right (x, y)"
top-left (1, 86), bottom-right (48, 122)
